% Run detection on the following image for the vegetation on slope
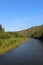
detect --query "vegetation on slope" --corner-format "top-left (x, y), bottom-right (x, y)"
top-left (19, 25), bottom-right (43, 40)
top-left (0, 25), bottom-right (28, 55)
top-left (31, 25), bottom-right (43, 40)
top-left (0, 24), bottom-right (43, 55)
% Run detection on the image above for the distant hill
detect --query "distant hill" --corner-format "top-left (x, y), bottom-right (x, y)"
top-left (18, 24), bottom-right (43, 40)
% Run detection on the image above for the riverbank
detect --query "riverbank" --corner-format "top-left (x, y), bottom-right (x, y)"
top-left (0, 24), bottom-right (43, 55)
top-left (0, 37), bottom-right (28, 55)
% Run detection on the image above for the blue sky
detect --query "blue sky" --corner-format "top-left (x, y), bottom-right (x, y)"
top-left (0, 0), bottom-right (43, 31)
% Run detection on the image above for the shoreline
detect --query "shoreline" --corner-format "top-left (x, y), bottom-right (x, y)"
top-left (0, 38), bottom-right (29, 56)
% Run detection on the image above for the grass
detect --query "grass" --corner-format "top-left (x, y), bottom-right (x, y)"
top-left (0, 32), bottom-right (28, 55)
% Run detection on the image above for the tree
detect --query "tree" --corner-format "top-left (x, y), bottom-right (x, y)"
top-left (0, 24), bottom-right (5, 32)
top-left (0, 24), bottom-right (2, 31)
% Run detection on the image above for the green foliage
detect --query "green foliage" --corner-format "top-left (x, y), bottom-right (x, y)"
top-left (31, 25), bottom-right (43, 40)
top-left (0, 24), bottom-right (2, 31)
top-left (0, 24), bottom-right (5, 32)
top-left (0, 24), bottom-right (43, 55)
top-left (0, 32), bottom-right (10, 39)
top-left (0, 39), bottom-right (3, 45)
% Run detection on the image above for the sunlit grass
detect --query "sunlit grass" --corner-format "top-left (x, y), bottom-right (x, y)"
top-left (0, 37), bottom-right (28, 55)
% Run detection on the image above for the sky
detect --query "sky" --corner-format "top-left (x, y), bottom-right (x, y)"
top-left (0, 0), bottom-right (43, 31)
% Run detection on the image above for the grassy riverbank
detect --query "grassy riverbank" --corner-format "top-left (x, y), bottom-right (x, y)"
top-left (0, 24), bottom-right (43, 55)
top-left (0, 24), bottom-right (28, 55)
top-left (0, 34), bottom-right (27, 55)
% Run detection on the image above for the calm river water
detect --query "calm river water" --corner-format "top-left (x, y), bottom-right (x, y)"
top-left (0, 38), bottom-right (43, 65)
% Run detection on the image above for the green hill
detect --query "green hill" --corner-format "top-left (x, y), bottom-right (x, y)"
top-left (30, 25), bottom-right (43, 40)
top-left (19, 24), bottom-right (43, 40)
top-left (0, 24), bottom-right (43, 55)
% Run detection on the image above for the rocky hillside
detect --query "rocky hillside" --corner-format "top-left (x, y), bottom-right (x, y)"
top-left (19, 24), bottom-right (43, 40)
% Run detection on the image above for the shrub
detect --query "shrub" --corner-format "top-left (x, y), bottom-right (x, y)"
top-left (0, 39), bottom-right (3, 45)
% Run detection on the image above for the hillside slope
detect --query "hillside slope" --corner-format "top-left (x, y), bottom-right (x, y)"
top-left (31, 25), bottom-right (43, 40)
top-left (19, 25), bottom-right (43, 40)
top-left (0, 24), bottom-right (43, 55)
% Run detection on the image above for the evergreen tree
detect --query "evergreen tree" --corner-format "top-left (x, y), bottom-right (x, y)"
top-left (0, 24), bottom-right (2, 31)
top-left (0, 24), bottom-right (5, 32)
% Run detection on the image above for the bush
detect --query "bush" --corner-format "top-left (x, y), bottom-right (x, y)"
top-left (0, 32), bottom-right (10, 39)
top-left (0, 39), bottom-right (3, 45)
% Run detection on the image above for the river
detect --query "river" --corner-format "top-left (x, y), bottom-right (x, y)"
top-left (0, 38), bottom-right (43, 65)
